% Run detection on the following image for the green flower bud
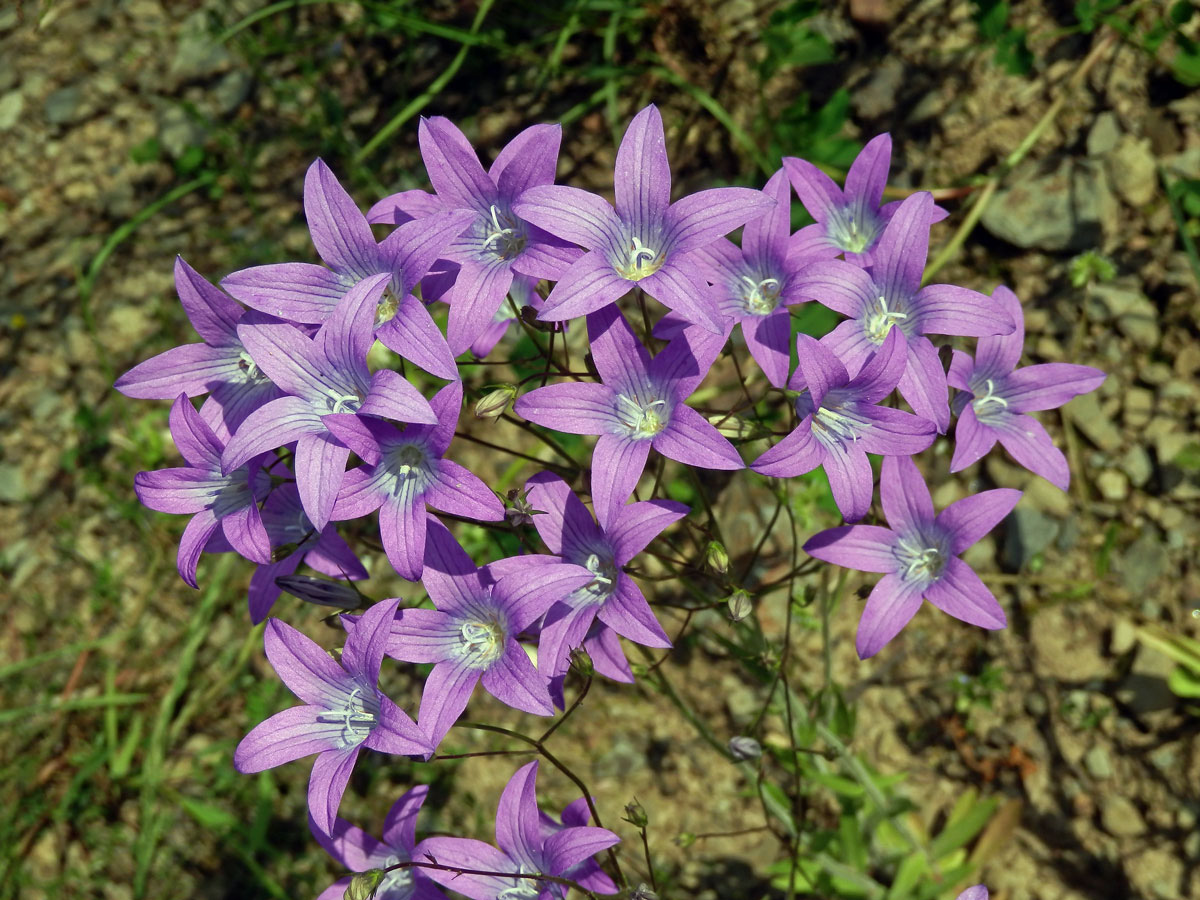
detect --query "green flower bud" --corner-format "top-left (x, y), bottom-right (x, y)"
top-left (623, 799), bottom-right (649, 828)
top-left (344, 867), bottom-right (385, 900)
top-left (705, 541), bottom-right (729, 574)
top-left (474, 384), bottom-right (517, 420)
top-left (727, 589), bottom-right (753, 623)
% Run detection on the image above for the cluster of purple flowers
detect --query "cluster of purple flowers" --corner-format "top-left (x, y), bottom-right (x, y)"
top-left (118, 104), bottom-right (1101, 895)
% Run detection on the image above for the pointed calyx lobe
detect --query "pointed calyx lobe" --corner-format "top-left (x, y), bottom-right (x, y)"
top-left (514, 103), bottom-right (774, 332)
top-left (803, 456), bottom-right (1019, 659)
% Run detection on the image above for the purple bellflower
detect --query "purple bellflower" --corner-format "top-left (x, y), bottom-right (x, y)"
top-left (690, 168), bottom-right (820, 387)
top-left (794, 191), bottom-right (1013, 432)
top-left (418, 761), bottom-right (620, 900)
top-left (535, 795), bottom-right (618, 895)
top-left (948, 286), bottom-right (1105, 489)
top-left (489, 472), bottom-right (686, 681)
top-left (221, 273), bottom-right (437, 531)
top-left (221, 159), bottom-right (472, 381)
top-left (387, 521), bottom-right (594, 746)
top-left (134, 394), bottom-right (271, 588)
top-left (514, 104), bottom-right (773, 333)
top-left (752, 329), bottom-right (936, 522)
top-left (804, 456), bottom-right (1020, 658)
top-left (244, 479), bottom-right (367, 623)
top-left (377, 118), bottom-right (580, 355)
top-left (234, 599), bottom-right (431, 837)
top-left (325, 381), bottom-right (505, 581)
top-left (515, 304), bottom-right (740, 527)
top-left (783, 134), bottom-right (947, 265)
top-left (312, 785), bottom-right (448, 900)
top-left (114, 257), bottom-right (282, 440)
top-left (956, 887), bottom-right (989, 900)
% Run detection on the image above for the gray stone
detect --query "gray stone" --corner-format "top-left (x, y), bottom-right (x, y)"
top-left (1097, 470), bottom-right (1129, 501)
top-left (213, 70), bottom-right (252, 115)
top-left (0, 90), bottom-right (22, 131)
top-left (1110, 619), bottom-right (1137, 655)
top-left (1117, 530), bottom-right (1168, 594)
top-left (1084, 744), bottom-right (1113, 779)
top-left (982, 158), bottom-right (1115, 251)
top-left (1091, 283), bottom-right (1160, 348)
top-left (171, 11), bottom-right (233, 84)
top-left (593, 736), bottom-right (645, 778)
top-left (157, 105), bottom-right (205, 159)
top-left (44, 85), bottom-right (85, 125)
top-left (1109, 135), bottom-right (1158, 205)
top-left (1066, 392), bottom-right (1121, 450)
top-left (1004, 506), bottom-right (1059, 569)
top-left (0, 463), bottom-right (24, 502)
top-left (1119, 445), bottom-right (1153, 487)
top-left (1140, 361), bottom-right (1173, 385)
top-left (1123, 387), bottom-right (1154, 428)
top-left (1087, 111), bottom-right (1121, 156)
top-left (1100, 795), bottom-right (1145, 837)
top-left (853, 57), bottom-right (904, 118)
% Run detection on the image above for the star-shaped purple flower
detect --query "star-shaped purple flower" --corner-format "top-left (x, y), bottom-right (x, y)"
top-left (794, 191), bottom-right (1014, 432)
top-left (234, 599), bottom-right (431, 836)
top-left (242, 478), bottom-right (368, 623)
top-left (134, 394), bottom-right (271, 588)
top-left (114, 257), bottom-right (282, 440)
top-left (325, 381), bottom-right (505, 581)
top-left (753, 328), bottom-right (935, 522)
top-left (490, 471), bottom-right (686, 680)
top-left (515, 304), bottom-right (740, 527)
top-left (222, 273), bottom-right (437, 531)
top-left (386, 521), bottom-right (594, 747)
top-left (948, 285), bottom-right (1105, 489)
top-left (690, 168), bottom-right (820, 387)
top-left (783, 134), bottom-right (947, 265)
top-left (535, 794), bottom-right (618, 896)
top-left (418, 761), bottom-right (620, 900)
top-left (312, 785), bottom-right (448, 900)
top-left (373, 118), bottom-right (581, 355)
top-left (221, 159), bottom-right (472, 381)
top-left (514, 104), bottom-right (774, 332)
top-left (803, 456), bottom-right (1020, 658)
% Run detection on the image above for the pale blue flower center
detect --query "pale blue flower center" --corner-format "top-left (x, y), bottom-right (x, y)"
top-left (316, 685), bottom-right (379, 749)
top-left (812, 404), bottom-right (868, 444)
top-left (209, 473), bottom-right (255, 518)
top-left (894, 535), bottom-right (947, 585)
top-left (237, 350), bottom-right (267, 385)
top-left (571, 551), bottom-right (618, 605)
top-left (383, 442), bottom-right (433, 499)
top-left (377, 853), bottom-right (415, 899)
top-left (738, 275), bottom-right (781, 315)
top-left (458, 604), bottom-right (507, 668)
top-left (613, 234), bottom-right (664, 281)
top-left (615, 393), bottom-right (669, 439)
top-left (323, 391), bottom-right (363, 415)
top-left (827, 203), bottom-right (881, 255)
top-left (863, 295), bottom-right (908, 344)
top-left (497, 866), bottom-right (542, 900)
top-left (481, 204), bottom-right (527, 261)
top-left (971, 378), bottom-right (1010, 424)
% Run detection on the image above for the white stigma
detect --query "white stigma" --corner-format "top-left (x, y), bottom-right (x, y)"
top-left (972, 379), bottom-right (1009, 420)
top-left (614, 235), bottom-right (663, 280)
top-left (812, 405), bottom-right (866, 443)
top-left (739, 275), bottom-right (781, 315)
top-left (459, 617), bottom-right (505, 667)
top-left (895, 536), bottom-right (947, 584)
top-left (616, 394), bottom-right (668, 439)
top-left (315, 686), bottom-right (378, 748)
top-left (864, 295), bottom-right (908, 344)
top-left (481, 205), bottom-right (526, 260)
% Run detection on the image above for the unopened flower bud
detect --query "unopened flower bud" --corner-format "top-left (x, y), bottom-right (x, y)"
top-left (673, 833), bottom-right (696, 850)
top-left (569, 647), bottom-right (594, 677)
top-left (728, 735), bottom-right (762, 761)
top-left (630, 882), bottom-right (661, 900)
top-left (276, 574), bottom-right (364, 609)
top-left (344, 867), bottom-right (385, 900)
top-left (706, 541), bottom-right (729, 574)
top-left (622, 799), bottom-right (648, 828)
top-left (474, 384), bottom-right (517, 420)
top-left (709, 413), bottom-right (756, 441)
top-left (727, 589), bottom-right (753, 623)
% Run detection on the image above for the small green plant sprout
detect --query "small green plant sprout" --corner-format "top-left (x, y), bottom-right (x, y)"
top-left (1068, 250), bottom-right (1117, 288)
top-left (1136, 625), bottom-right (1200, 708)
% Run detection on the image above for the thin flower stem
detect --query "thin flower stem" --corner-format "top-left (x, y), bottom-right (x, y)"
top-left (432, 748), bottom-right (535, 761)
top-left (453, 430), bottom-right (572, 472)
top-left (537, 673), bottom-right (592, 743)
top-left (459, 721), bottom-right (626, 887)
top-left (639, 825), bottom-right (657, 892)
top-left (741, 491), bottom-right (785, 582)
top-left (498, 413), bottom-right (583, 468)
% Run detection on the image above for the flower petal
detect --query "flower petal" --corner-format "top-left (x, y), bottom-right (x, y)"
top-left (305, 159), bottom-right (379, 274)
top-left (803, 525), bottom-right (900, 573)
top-left (615, 104), bottom-right (671, 228)
top-left (375, 293), bottom-right (460, 382)
top-left (880, 455), bottom-right (935, 533)
top-left (753, 419), bottom-right (823, 478)
top-left (114, 343), bottom-right (240, 400)
top-left (591, 433), bottom-right (651, 530)
top-left (936, 488), bottom-right (1022, 555)
top-left (480, 642), bottom-right (554, 715)
top-left (1003, 363), bottom-right (1107, 412)
top-left (514, 184), bottom-right (624, 250)
top-left (923, 557), bottom-right (1006, 629)
top-left (654, 404), bottom-right (743, 470)
top-left (234, 705), bottom-right (342, 773)
top-left (821, 440), bottom-right (874, 523)
top-left (856, 573), bottom-right (925, 659)
top-left (222, 263), bottom-right (347, 323)
top-left (538, 251), bottom-right (631, 322)
top-left (308, 747), bottom-right (360, 837)
top-left (513, 381), bottom-right (619, 435)
top-left (996, 414), bottom-right (1071, 490)
top-left (417, 660), bottom-right (479, 747)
